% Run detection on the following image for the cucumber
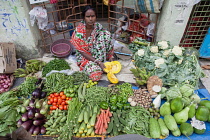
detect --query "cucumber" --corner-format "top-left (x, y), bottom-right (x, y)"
top-left (171, 128), bottom-right (181, 137)
top-left (107, 117), bottom-right (114, 134)
top-left (149, 117), bottom-right (161, 139)
top-left (90, 113), bottom-right (97, 126)
top-left (113, 112), bottom-right (120, 127)
top-left (84, 111), bottom-right (89, 124)
top-left (158, 118), bottom-right (169, 137)
top-left (78, 110), bottom-right (84, 122)
top-left (164, 115), bottom-right (178, 131)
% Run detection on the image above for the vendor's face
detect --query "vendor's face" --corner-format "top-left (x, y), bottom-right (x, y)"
top-left (84, 9), bottom-right (96, 26)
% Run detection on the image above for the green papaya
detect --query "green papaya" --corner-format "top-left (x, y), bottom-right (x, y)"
top-left (188, 103), bottom-right (196, 119)
top-left (199, 100), bottom-right (210, 110)
top-left (195, 106), bottom-right (209, 121)
top-left (160, 102), bottom-right (171, 116)
top-left (170, 97), bottom-right (184, 113)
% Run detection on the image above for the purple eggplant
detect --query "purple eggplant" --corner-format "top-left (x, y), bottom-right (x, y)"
top-left (17, 119), bottom-right (23, 127)
top-left (35, 108), bottom-right (40, 113)
top-left (28, 125), bottom-right (36, 134)
top-left (21, 112), bottom-right (29, 122)
top-left (29, 99), bottom-right (35, 107)
top-left (33, 119), bottom-right (45, 126)
top-left (33, 126), bottom-right (40, 135)
top-left (34, 112), bottom-right (45, 119)
top-left (40, 91), bottom-right (47, 99)
top-left (35, 78), bottom-right (42, 85)
top-left (28, 108), bottom-right (35, 119)
top-left (40, 126), bottom-right (46, 134)
top-left (21, 120), bottom-right (33, 131)
top-left (32, 88), bottom-right (42, 99)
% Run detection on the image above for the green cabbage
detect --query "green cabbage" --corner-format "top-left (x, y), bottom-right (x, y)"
top-left (164, 86), bottom-right (182, 101)
top-left (180, 84), bottom-right (194, 97)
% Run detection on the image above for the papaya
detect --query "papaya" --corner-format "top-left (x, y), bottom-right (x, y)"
top-left (104, 61), bottom-right (121, 74)
top-left (107, 72), bottom-right (119, 84)
top-left (195, 106), bottom-right (209, 121)
top-left (170, 97), bottom-right (184, 113)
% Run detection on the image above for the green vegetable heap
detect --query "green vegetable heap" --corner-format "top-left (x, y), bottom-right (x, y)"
top-left (42, 58), bottom-right (71, 77)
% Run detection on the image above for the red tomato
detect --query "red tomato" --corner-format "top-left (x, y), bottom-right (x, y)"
top-left (50, 106), bottom-right (53, 110)
top-left (57, 98), bottom-right (62, 105)
top-left (61, 95), bottom-right (66, 100)
top-left (47, 96), bottom-right (51, 100)
top-left (52, 102), bottom-right (57, 106)
top-left (50, 94), bottom-right (55, 98)
top-left (54, 97), bottom-right (58, 103)
top-left (52, 105), bottom-right (58, 110)
top-left (60, 91), bottom-right (64, 96)
top-left (61, 101), bottom-right (66, 105)
top-left (50, 98), bottom-right (54, 103)
top-left (64, 105), bottom-right (67, 110)
top-left (59, 105), bottom-right (64, 110)
top-left (47, 101), bottom-right (51, 105)
top-left (54, 93), bottom-right (59, 97)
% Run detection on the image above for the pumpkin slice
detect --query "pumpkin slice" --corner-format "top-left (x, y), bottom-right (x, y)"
top-left (103, 61), bottom-right (122, 74)
top-left (107, 72), bottom-right (119, 84)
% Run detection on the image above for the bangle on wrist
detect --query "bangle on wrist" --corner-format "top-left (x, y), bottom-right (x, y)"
top-left (93, 59), bottom-right (98, 63)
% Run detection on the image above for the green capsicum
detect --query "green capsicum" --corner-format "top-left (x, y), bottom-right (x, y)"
top-left (116, 102), bottom-right (123, 109)
top-left (122, 96), bottom-right (128, 104)
top-left (123, 103), bottom-right (130, 110)
top-left (110, 105), bottom-right (117, 111)
top-left (117, 96), bottom-right (123, 103)
top-left (100, 101), bottom-right (109, 110)
top-left (110, 95), bottom-right (117, 104)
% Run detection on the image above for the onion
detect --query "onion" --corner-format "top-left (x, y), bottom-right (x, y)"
top-left (3, 85), bottom-right (8, 89)
top-left (0, 80), bottom-right (3, 83)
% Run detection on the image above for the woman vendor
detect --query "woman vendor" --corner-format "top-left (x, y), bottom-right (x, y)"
top-left (70, 5), bottom-right (114, 81)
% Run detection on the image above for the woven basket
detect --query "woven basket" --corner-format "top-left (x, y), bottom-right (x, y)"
top-left (50, 39), bottom-right (73, 58)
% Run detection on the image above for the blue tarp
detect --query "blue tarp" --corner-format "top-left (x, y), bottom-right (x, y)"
top-left (199, 28), bottom-right (210, 58)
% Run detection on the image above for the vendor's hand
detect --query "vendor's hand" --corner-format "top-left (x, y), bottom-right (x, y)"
top-left (98, 61), bottom-right (106, 71)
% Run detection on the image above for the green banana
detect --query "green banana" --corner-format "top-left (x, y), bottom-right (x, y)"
top-left (136, 79), bottom-right (145, 85)
top-left (130, 68), bottom-right (140, 77)
top-left (18, 74), bottom-right (27, 77)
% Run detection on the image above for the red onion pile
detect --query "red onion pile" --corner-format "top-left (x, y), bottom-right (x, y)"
top-left (0, 74), bottom-right (12, 93)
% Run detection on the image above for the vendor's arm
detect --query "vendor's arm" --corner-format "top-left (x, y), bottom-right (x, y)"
top-left (80, 52), bottom-right (106, 70)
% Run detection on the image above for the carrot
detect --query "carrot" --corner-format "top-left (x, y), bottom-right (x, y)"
top-left (95, 114), bottom-right (102, 129)
top-left (102, 127), bottom-right (107, 135)
top-left (103, 111), bottom-right (108, 129)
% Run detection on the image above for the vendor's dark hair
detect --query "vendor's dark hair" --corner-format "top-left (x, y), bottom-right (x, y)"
top-left (82, 5), bottom-right (96, 18)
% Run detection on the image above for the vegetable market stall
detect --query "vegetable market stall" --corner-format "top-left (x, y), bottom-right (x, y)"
top-left (0, 38), bottom-right (209, 140)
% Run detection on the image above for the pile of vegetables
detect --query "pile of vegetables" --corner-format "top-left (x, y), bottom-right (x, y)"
top-left (131, 40), bottom-right (205, 87)
top-left (0, 74), bottom-right (13, 93)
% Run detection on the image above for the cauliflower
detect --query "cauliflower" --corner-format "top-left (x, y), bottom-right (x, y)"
top-left (137, 49), bottom-right (145, 56)
top-left (178, 59), bottom-right (183, 64)
top-left (155, 58), bottom-right (165, 68)
top-left (150, 46), bottom-right (159, 53)
top-left (172, 46), bottom-right (182, 56)
top-left (163, 49), bottom-right (171, 56)
top-left (158, 41), bottom-right (169, 49)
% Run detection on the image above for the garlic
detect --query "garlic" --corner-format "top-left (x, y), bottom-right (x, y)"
top-left (130, 101), bottom-right (137, 106)
top-left (128, 97), bottom-right (133, 102)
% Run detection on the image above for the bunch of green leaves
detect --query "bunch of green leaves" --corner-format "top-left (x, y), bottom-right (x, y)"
top-left (0, 91), bottom-right (21, 136)
top-left (42, 58), bottom-right (71, 77)
top-left (16, 76), bottom-right (38, 98)
top-left (71, 71), bottom-right (89, 85)
top-left (132, 41), bottom-right (205, 88)
top-left (128, 37), bottom-right (150, 53)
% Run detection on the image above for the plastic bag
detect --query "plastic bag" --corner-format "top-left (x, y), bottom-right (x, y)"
top-left (29, 7), bottom-right (48, 30)
top-left (46, 69), bottom-right (75, 77)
